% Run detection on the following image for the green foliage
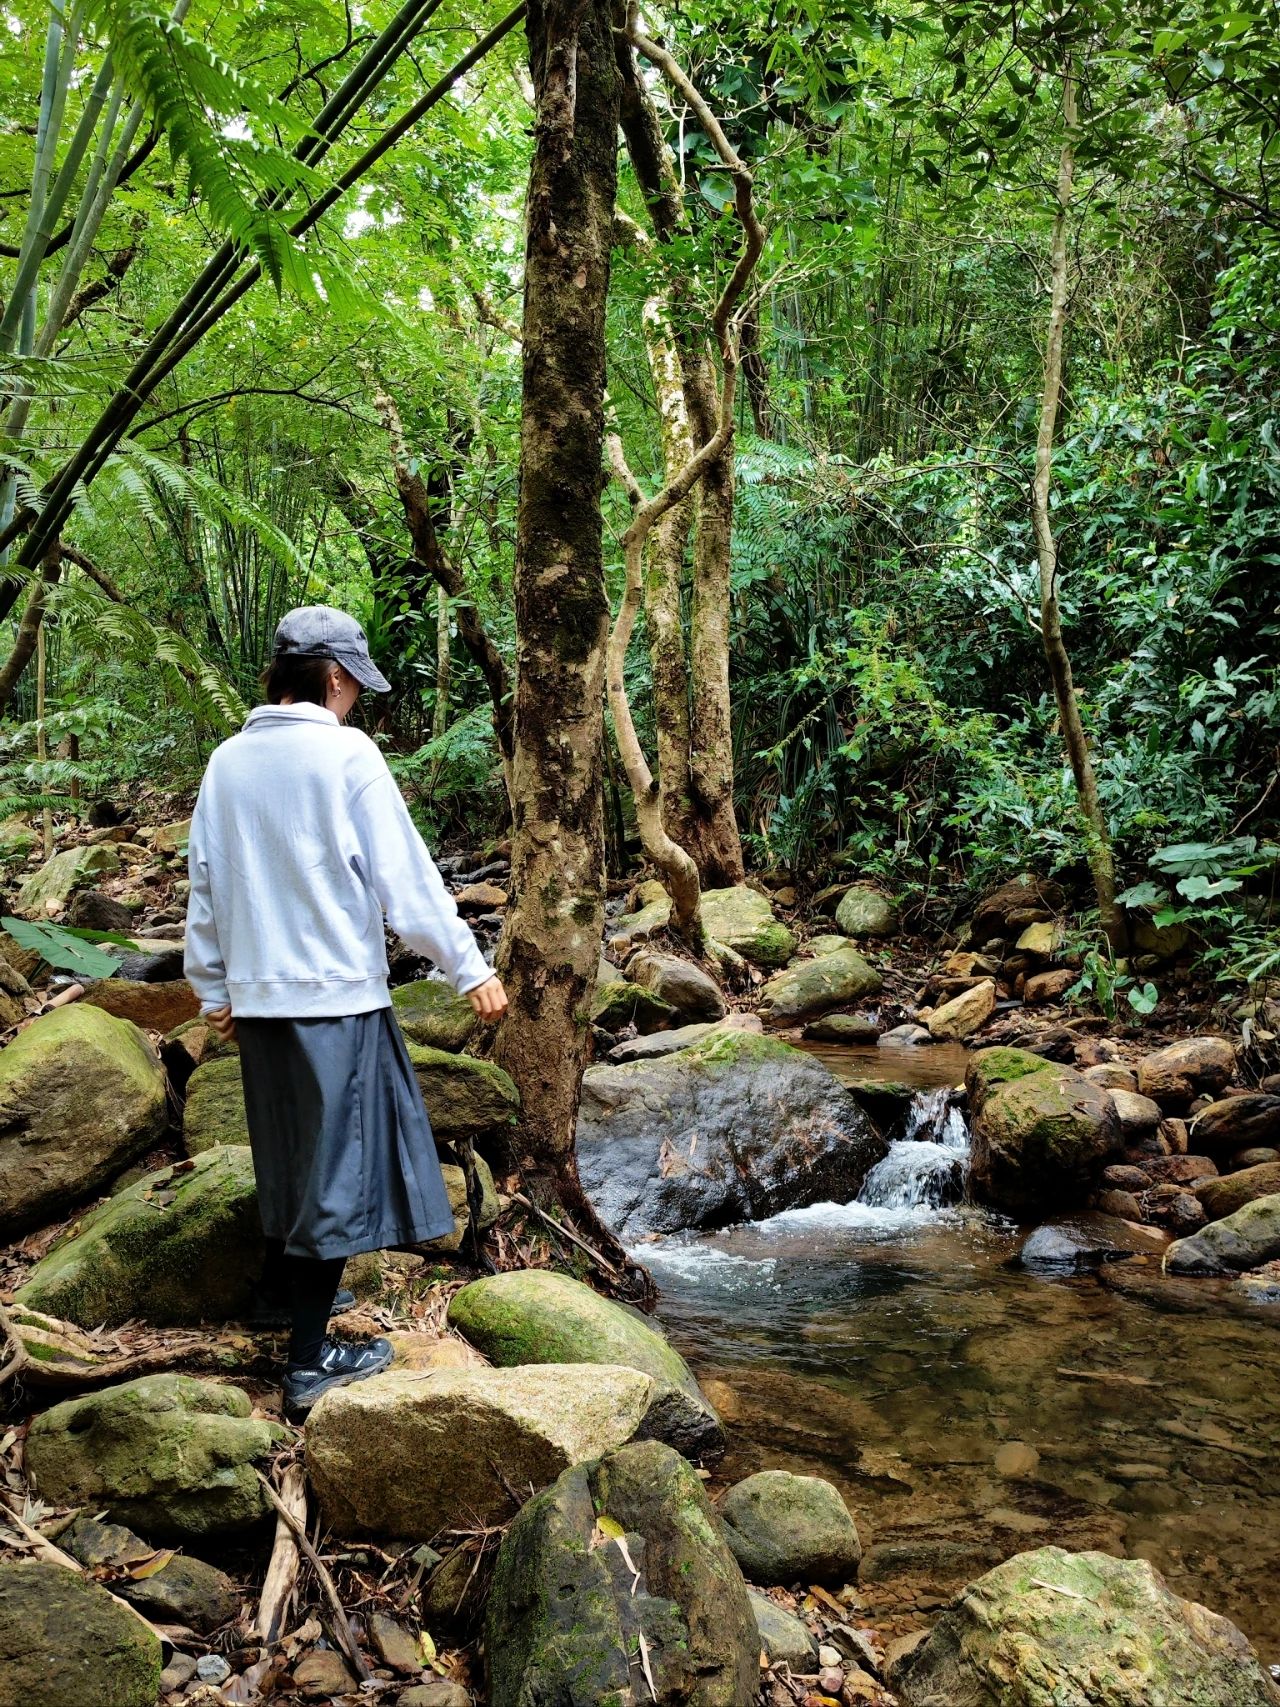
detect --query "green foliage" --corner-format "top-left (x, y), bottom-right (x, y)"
top-left (0, 916), bottom-right (123, 979)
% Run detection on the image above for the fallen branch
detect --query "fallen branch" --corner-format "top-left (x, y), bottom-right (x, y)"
top-left (254, 1470), bottom-right (372, 1683)
top-left (255, 1462), bottom-right (307, 1644)
top-left (0, 1306), bottom-right (28, 1393)
top-left (509, 1190), bottom-right (624, 1282)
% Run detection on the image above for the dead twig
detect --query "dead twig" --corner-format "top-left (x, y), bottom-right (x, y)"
top-left (509, 1190), bottom-right (624, 1281)
top-left (254, 1471), bottom-right (372, 1683)
top-left (255, 1462), bottom-right (307, 1645)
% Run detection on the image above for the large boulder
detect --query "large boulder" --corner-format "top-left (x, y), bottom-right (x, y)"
top-left (891, 1546), bottom-right (1280, 1707)
top-left (17, 1147), bottom-right (263, 1328)
top-left (719, 1470), bottom-right (861, 1586)
top-left (699, 885), bottom-right (796, 968)
top-left (0, 1004), bottom-right (168, 1238)
top-left (1189, 1095), bottom-right (1280, 1155)
top-left (1137, 1036), bottom-right (1236, 1109)
top-left (13, 843), bottom-right (120, 917)
top-left (575, 1030), bottom-right (884, 1240)
top-left (967, 1050), bottom-right (1120, 1215)
top-left (406, 1042), bottom-right (520, 1141)
top-left (834, 884), bottom-right (898, 938)
top-left (590, 979), bottom-right (678, 1033)
top-left (391, 980), bottom-right (478, 1052)
top-left (307, 1364), bottom-right (656, 1537)
top-left (84, 978), bottom-right (200, 1032)
top-left (1195, 1161), bottom-right (1280, 1223)
top-left (448, 1270), bottom-right (722, 1458)
top-left (25, 1374), bottom-right (285, 1541)
top-left (927, 979), bottom-right (996, 1041)
top-left (485, 1439), bottom-right (758, 1707)
top-left (182, 1055), bottom-right (250, 1153)
top-left (626, 950), bottom-right (726, 1022)
top-left (758, 943), bottom-right (882, 1024)
top-left (0, 1562), bottom-right (163, 1707)
top-left (1166, 1194), bottom-right (1280, 1275)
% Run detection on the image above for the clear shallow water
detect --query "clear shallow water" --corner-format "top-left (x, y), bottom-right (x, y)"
top-left (646, 1056), bottom-right (1280, 1658)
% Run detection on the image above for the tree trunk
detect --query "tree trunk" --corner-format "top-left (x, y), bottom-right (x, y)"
top-left (493, 0), bottom-right (639, 1283)
top-left (0, 549), bottom-right (61, 710)
top-left (1032, 59), bottom-right (1125, 954)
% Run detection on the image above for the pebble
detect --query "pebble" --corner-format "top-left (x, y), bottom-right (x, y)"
top-left (818, 1644), bottom-right (842, 1667)
top-left (993, 1440), bottom-right (1040, 1478)
top-left (817, 1664), bottom-right (844, 1693)
top-left (194, 1654), bottom-right (231, 1684)
top-left (158, 1654), bottom-right (197, 1691)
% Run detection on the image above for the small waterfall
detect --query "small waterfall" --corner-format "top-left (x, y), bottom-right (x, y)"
top-left (857, 1088), bottom-right (970, 1212)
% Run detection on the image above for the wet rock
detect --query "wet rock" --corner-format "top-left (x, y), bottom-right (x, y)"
top-left (1196, 1162), bottom-right (1280, 1223)
top-left (448, 1270), bottom-right (723, 1459)
top-left (699, 885), bottom-right (797, 968)
top-left (719, 1470), bottom-right (861, 1586)
top-left (748, 1587), bottom-right (818, 1669)
top-left (575, 1031), bottom-right (883, 1239)
top-left (834, 885), bottom-right (897, 939)
top-left (307, 1364), bottom-right (656, 1537)
top-left (1237, 1262), bottom-right (1280, 1305)
top-left (67, 888), bottom-right (135, 933)
top-left (759, 944), bottom-right (882, 1024)
top-left (1109, 1088), bottom-right (1162, 1142)
top-left (0, 1004), bottom-right (168, 1239)
top-left (627, 951), bottom-right (726, 1022)
top-left (1019, 1213), bottom-right (1168, 1271)
top-left (1189, 1095), bottom-right (1280, 1155)
top-left (391, 980), bottom-right (478, 1052)
top-left (968, 876), bottom-right (1064, 945)
top-left (967, 1051), bottom-right (1120, 1215)
top-left (589, 979), bottom-right (678, 1034)
top-left (926, 979), bottom-right (995, 1041)
top-left (880, 1022), bottom-right (931, 1046)
top-left (84, 977), bottom-right (200, 1032)
top-left (1083, 1061), bottom-right (1139, 1092)
top-left (1023, 968), bottom-right (1076, 1005)
top-left (1137, 1036), bottom-right (1236, 1109)
top-left (890, 1546), bottom-right (1280, 1707)
top-left (183, 1055), bottom-right (250, 1153)
top-left (1142, 1182), bottom-right (1206, 1234)
top-left (18, 1146), bottom-right (262, 1327)
top-left (0, 1560), bottom-right (163, 1707)
top-left (25, 1373), bottom-right (285, 1541)
top-left (1094, 1187), bottom-right (1145, 1221)
top-left (802, 1013), bottom-right (880, 1044)
top-left (62, 1515), bottom-right (238, 1632)
top-left (1101, 1164), bottom-right (1152, 1192)
top-left (1167, 1193), bottom-right (1280, 1274)
top-left (14, 843), bottom-right (120, 917)
top-left (486, 1439), bottom-right (757, 1707)
top-left (607, 1021), bottom-right (719, 1062)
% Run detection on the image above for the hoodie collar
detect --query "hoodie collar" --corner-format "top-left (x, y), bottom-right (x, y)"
top-left (244, 702), bottom-right (339, 729)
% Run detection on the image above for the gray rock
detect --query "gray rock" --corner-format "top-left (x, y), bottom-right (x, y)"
top-left (880, 1023), bottom-right (931, 1046)
top-left (0, 1561), bottom-right (162, 1707)
top-left (758, 944), bottom-right (882, 1024)
top-left (802, 1013), bottom-right (880, 1044)
top-left (749, 1587), bottom-right (819, 1669)
top-left (62, 1515), bottom-right (237, 1633)
top-left (834, 884), bottom-right (898, 938)
top-left (627, 951), bottom-right (726, 1022)
top-left (13, 844), bottom-right (120, 917)
top-left (576, 1031), bottom-right (883, 1239)
top-left (607, 1022), bottom-right (719, 1062)
top-left (891, 1547), bottom-right (1280, 1707)
top-left (1019, 1213), bottom-right (1168, 1271)
top-left (1167, 1193), bottom-right (1280, 1275)
top-left (485, 1439), bottom-right (758, 1707)
top-left (719, 1470), bottom-right (861, 1586)
top-left (967, 1049), bottom-right (1120, 1215)
top-left (699, 886), bottom-right (796, 968)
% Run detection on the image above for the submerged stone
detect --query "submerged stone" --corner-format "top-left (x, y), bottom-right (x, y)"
top-left (1167, 1193), bottom-right (1280, 1275)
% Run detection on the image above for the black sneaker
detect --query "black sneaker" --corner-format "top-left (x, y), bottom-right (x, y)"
top-left (282, 1336), bottom-right (393, 1422)
top-left (245, 1288), bottom-right (358, 1330)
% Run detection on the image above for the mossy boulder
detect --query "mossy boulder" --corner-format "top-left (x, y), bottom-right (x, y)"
top-left (13, 843), bottom-right (120, 917)
top-left (834, 884), bottom-right (898, 938)
top-left (966, 1046), bottom-right (1056, 1109)
top-left (969, 1056), bottom-right (1121, 1215)
top-left (589, 978), bottom-right (678, 1033)
top-left (182, 1055), bottom-right (250, 1153)
top-left (719, 1470), bottom-right (862, 1586)
top-left (392, 980), bottom-right (478, 1053)
top-left (0, 1561), bottom-right (163, 1707)
top-left (62, 1515), bottom-right (238, 1633)
top-left (0, 1003), bottom-right (168, 1239)
top-left (17, 1147), bottom-right (263, 1327)
top-left (576, 1030), bottom-right (883, 1239)
top-left (1195, 1161), bottom-right (1280, 1223)
top-left (405, 1042), bottom-right (520, 1140)
top-left (448, 1270), bottom-right (723, 1458)
top-left (306, 1364), bottom-right (656, 1537)
top-left (1167, 1193), bottom-right (1280, 1275)
top-left (758, 942), bottom-right (882, 1024)
top-left (25, 1373), bottom-right (286, 1541)
top-left (891, 1546), bottom-right (1280, 1707)
top-left (699, 885), bottom-right (797, 968)
top-left (608, 895), bottom-right (672, 942)
top-left (486, 1439), bottom-right (758, 1707)
top-left (626, 951), bottom-right (726, 1022)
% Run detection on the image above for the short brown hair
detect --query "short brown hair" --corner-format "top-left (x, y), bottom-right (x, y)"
top-left (262, 653), bottom-right (337, 706)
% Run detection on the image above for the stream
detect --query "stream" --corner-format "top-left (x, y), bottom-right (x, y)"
top-left (646, 1039), bottom-right (1280, 1659)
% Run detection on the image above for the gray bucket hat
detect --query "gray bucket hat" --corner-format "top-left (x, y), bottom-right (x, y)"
top-left (272, 604), bottom-right (391, 693)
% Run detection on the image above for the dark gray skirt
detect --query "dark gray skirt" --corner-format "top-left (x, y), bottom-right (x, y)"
top-left (236, 1007), bottom-right (457, 1260)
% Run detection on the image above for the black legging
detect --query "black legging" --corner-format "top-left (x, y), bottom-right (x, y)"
top-left (259, 1238), bottom-right (345, 1367)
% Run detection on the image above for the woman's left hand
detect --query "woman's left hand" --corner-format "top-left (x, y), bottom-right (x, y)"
top-left (206, 1004), bottom-right (238, 1042)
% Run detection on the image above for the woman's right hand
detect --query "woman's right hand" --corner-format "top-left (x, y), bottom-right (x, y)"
top-left (467, 976), bottom-right (508, 1022)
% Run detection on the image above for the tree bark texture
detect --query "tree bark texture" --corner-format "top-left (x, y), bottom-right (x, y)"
top-left (1032, 60), bottom-right (1124, 953)
top-left (493, 0), bottom-right (619, 1195)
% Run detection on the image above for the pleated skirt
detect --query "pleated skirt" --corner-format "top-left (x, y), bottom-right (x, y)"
top-left (236, 1007), bottom-right (457, 1260)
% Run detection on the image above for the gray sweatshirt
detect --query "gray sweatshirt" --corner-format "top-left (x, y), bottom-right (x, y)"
top-left (184, 701), bottom-right (492, 1017)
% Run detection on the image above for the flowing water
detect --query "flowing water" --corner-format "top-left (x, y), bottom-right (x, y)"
top-left (645, 1043), bottom-right (1280, 1658)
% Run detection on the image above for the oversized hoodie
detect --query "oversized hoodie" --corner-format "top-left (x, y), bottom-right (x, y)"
top-left (184, 701), bottom-right (492, 1017)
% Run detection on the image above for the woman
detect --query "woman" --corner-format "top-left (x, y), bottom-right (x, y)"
top-left (184, 604), bottom-right (507, 1420)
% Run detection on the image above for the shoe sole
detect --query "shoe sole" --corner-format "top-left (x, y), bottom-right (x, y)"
top-left (283, 1352), bottom-right (393, 1423)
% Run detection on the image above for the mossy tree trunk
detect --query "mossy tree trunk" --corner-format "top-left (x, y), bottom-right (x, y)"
top-left (493, 0), bottom-right (642, 1284)
top-left (1032, 58), bottom-right (1125, 955)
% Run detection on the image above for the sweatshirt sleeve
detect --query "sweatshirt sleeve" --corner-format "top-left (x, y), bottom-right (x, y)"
top-left (351, 768), bottom-right (494, 995)
top-left (183, 790), bottom-right (231, 1012)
